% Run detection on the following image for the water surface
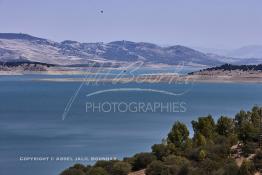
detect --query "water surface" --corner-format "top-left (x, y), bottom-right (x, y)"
top-left (0, 74), bottom-right (261, 175)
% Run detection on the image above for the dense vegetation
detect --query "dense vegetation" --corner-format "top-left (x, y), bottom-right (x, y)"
top-left (60, 106), bottom-right (262, 175)
top-left (204, 64), bottom-right (262, 72)
top-left (188, 64), bottom-right (262, 75)
top-left (0, 61), bottom-right (55, 67)
top-left (0, 61), bottom-right (55, 71)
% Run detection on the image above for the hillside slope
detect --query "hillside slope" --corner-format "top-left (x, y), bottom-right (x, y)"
top-left (0, 33), bottom-right (223, 66)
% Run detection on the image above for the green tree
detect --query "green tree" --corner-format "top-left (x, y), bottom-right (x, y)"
top-left (60, 168), bottom-right (85, 175)
top-left (216, 116), bottom-right (234, 136)
top-left (238, 122), bottom-right (258, 143)
top-left (166, 143), bottom-right (178, 155)
top-left (88, 167), bottom-right (108, 175)
top-left (235, 110), bottom-right (247, 128)
top-left (192, 115), bottom-right (216, 140)
top-left (208, 144), bottom-right (230, 160)
top-left (167, 121), bottom-right (189, 148)
top-left (250, 106), bottom-right (261, 126)
top-left (132, 153), bottom-right (156, 171)
top-left (193, 133), bottom-right (207, 147)
top-left (163, 155), bottom-right (190, 167)
top-left (227, 134), bottom-right (238, 146)
top-left (70, 164), bottom-right (91, 173)
top-left (112, 162), bottom-right (132, 175)
top-left (151, 144), bottom-right (169, 161)
top-left (94, 160), bottom-right (118, 174)
top-left (162, 165), bottom-right (178, 175)
top-left (199, 158), bottom-right (220, 175)
top-left (146, 160), bottom-right (169, 175)
top-left (234, 109), bottom-right (259, 143)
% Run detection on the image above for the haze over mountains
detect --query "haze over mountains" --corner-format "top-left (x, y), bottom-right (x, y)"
top-left (197, 45), bottom-right (262, 65)
top-left (0, 33), bottom-right (261, 67)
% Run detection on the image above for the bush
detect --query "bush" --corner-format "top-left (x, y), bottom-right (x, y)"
top-left (208, 144), bottom-right (230, 160)
top-left (163, 155), bottom-right (190, 167)
top-left (168, 121), bottom-right (189, 148)
top-left (70, 164), bottom-right (91, 173)
top-left (146, 160), bottom-right (167, 175)
top-left (199, 158), bottom-right (220, 174)
top-left (223, 161), bottom-right (239, 175)
top-left (239, 160), bottom-right (255, 175)
top-left (151, 144), bottom-right (169, 160)
top-left (60, 168), bottom-right (85, 175)
top-left (192, 115), bottom-right (216, 140)
top-left (59, 106), bottom-right (262, 175)
top-left (88, 167), bottom-right (108, 175)
top-left (146, 161), bottom-right (182, 175)
top-left (193, 133), bottom-right (207, 147)
top-left (94, 160), bottom-right (118, 174)
top-left (132, 153), bottom-right (156, 171)
top-left (198, 149), bottom-right (207, 161)
top-left (112, 162), bottom-right (132, 175)
top-left (216, 116), bottom-right (234, 137)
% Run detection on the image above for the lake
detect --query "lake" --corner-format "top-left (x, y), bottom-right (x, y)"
top-left (0, 74), bottom-right (262, 175)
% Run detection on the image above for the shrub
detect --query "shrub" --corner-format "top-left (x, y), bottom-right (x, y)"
top-left (132, 153), bottom-right (156, 171)
top-left (223, 161), bottom-right (239, 175)
top-left (192, 115), bottom-right (216, 140)
top-left (70, 164), bottom-right (91, 173)
top-left (163, 155), bottom-right (190, 167)
top-left (239, 160), bottom-right (255, 175)
top-left (112, 162), bottom-right (132, 175)
top-left (168, 121), bottom-right (189, 148)
top-left (198, 149), bottom-right (207, 161)
top-left (88, 167), bottom-right (108, 175)
top-left (199, 158), bottom-right (220, 174)
top-left (193, 133), bottom-right (207, 147)
top-left (216, 116), bottom-right (234, 137)
top-left (94, 160), bottom-right (118, 174)
top-left (146, 160), bottom-right (167, 175)
top-left (151, 144), bottom-right (169, 160)
top-left (60, 168), bottom-right (85, 175)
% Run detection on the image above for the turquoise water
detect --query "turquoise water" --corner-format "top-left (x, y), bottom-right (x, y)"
top-left (0, 75), bottom-right (262, 175)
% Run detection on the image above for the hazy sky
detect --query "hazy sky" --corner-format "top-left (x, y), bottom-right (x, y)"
top-left (0, 0), bottom-right (261, 49)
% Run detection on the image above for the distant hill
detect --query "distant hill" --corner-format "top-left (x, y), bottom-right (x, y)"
top-left (227, 45), bottom-right (262, 59)
top-left (196, 45), bottom-right (262, 65)
top-left (0, 33), bottom-right (224, 67)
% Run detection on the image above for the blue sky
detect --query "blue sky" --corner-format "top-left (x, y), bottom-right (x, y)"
top-left (0, 0), bottom-right (261, 49)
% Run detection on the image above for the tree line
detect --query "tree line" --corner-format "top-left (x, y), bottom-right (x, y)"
top-left (60, 106), bottom-right (262, 175)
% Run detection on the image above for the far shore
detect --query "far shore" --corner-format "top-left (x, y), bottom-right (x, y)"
top-left (2, 68), bottom-right (262, 84)
top-left (34, 74), bottom-right (262, 83)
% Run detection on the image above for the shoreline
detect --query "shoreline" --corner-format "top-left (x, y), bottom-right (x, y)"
top-left (33, 75), bottom-right (262, 83)
top-left (2, 68), bottom-right (262, 84)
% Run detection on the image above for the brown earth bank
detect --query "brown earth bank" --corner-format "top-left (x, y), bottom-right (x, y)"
top-left (34, 70), bottom-right (262, 83)
top-left (2, 63), bottom-right (262, 83)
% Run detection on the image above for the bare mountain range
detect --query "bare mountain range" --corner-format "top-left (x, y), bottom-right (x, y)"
top-left (0, 33), bottom-right (260, 67)
top-left (196, 45), bottom-right (262, 65)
